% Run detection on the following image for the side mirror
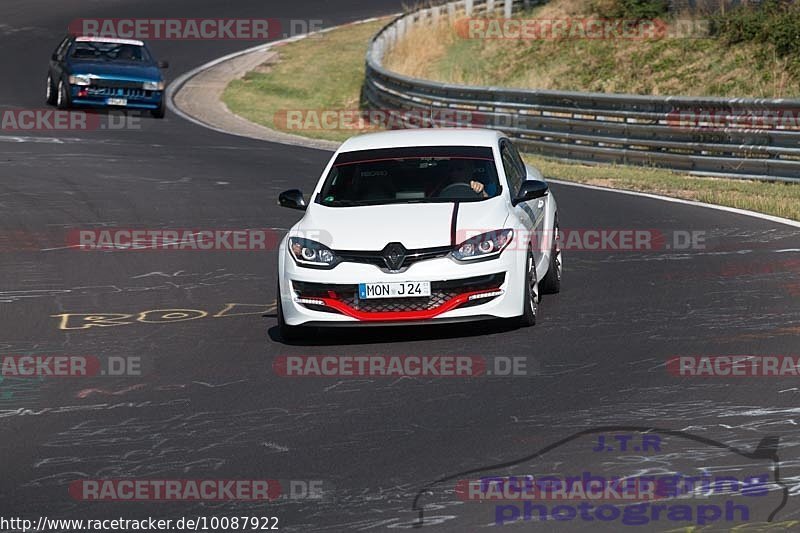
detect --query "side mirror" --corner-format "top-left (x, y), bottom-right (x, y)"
top-left (512, 180), bottom-right (548, 206)
top-left (279, 189), bottom-right (307, 211)
top-left (157, 60), bottom-right (169, 69)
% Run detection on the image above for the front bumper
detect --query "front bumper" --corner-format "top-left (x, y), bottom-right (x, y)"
top-left (70, 85), bottom-right (163, 110)
top-left (279, 251), bottom-right (525, 326)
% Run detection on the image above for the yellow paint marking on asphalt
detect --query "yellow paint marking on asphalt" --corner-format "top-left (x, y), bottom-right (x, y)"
top-left (53, 301), bottom-right (276, 330)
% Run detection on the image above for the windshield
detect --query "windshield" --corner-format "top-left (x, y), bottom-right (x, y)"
top-left (318, 146), bottom-right (501, 206)
top-left (70, 42), bottom-right (152, 63)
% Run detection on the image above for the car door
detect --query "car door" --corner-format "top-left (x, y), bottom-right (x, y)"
top-left (501, 138), bottom-right (546, 267)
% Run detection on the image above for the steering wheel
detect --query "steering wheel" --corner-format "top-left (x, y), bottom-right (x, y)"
top-left (437, 182), bottom-right (481, 199)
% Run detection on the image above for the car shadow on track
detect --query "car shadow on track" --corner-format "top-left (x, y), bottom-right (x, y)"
top-left (266, 319), bottom-right (520, 346)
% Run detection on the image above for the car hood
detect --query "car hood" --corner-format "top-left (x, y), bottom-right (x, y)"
top-left (68, 61), bottom-right (161, 81)
top-left (296, 197), bottom-right (510, 250)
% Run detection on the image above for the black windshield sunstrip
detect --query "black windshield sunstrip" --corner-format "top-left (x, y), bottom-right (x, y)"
top-left (331, 145), bottom-right (496, 166)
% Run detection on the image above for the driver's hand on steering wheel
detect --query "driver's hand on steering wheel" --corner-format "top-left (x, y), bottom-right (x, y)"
top-left (470, 180), bottom-right (488, 197)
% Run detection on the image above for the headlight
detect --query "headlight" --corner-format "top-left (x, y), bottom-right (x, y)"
top-left (68, 75), bottom-right (92, 86)
top-left (452, 229), bottom-right (514, 262)
top-left (143, 80), bottom-right (165, 91)
top-left (288, 237), bottom-right (338, 268)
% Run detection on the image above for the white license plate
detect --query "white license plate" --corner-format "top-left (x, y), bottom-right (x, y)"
top-left (107, 98), bottom-right (127, 106)
top-left (358, 281), bottom-right (431, 299)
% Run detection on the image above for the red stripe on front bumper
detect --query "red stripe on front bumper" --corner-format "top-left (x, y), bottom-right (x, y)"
top-left (316, 289), bottom-right (500, 322)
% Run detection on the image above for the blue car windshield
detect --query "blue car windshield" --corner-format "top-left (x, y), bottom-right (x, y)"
top-left (70, 42), bottom-right (152, 63)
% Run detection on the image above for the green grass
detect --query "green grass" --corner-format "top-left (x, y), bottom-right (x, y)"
top-left (525, 156), bottom-right (800, 221)
top-left (223, 18), bottom-right (389, 142)
top-left (221, 11), bottom-right (800, 221)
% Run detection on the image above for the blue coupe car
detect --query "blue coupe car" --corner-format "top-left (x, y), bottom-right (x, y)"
top-left (47, 36), bottom-right (169, 118)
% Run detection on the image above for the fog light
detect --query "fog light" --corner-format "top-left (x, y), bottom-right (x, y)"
top-left (468, 290), bottom-right (503, 301)
top-left (295, 297), bottom-right (326, 306)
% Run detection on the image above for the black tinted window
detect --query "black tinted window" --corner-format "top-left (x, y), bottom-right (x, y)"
top-left (70, 42), bottom-right (151, 62)
top-left (318, 146), bottom-right (501, 206)
top-left (507, 140), bottom-right (527, 178)
top-left (500, 142), bottom-right (523, 195)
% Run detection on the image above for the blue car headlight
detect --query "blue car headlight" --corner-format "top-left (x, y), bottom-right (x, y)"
top-left (68, 75), bottom-right (92, 86)
top-left (452, 229), bottom-right (514, 262)
top-left (143, 81), bottom-right (165, 91)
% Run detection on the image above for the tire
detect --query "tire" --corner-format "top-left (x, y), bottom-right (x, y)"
top-left (519, 247), bottom-right (539, 327)
top-left (151, 100), bottom-right (166, 119)
top-left (539, 218), bottom-right (562, 295)
top-left (277, 281), bottom-right (306, 342)
top-left (46, 74), bottom-right (56, 105)
top-left (56, 79), bottom-right (71, 110)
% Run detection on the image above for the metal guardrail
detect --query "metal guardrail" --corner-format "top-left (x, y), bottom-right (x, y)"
top-left (363, 0), bottom-right (800, 181)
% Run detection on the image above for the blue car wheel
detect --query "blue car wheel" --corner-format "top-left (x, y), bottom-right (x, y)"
top-left (46, 74), bottom-right (57, 105)
top-left (56, 79), bottom-right (71, 110)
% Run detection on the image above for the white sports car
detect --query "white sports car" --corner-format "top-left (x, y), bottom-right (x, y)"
top-left (276, 129), bottom-right (561, 339)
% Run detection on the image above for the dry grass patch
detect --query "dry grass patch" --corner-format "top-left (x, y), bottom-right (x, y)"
top-left (383, 0), bottom-right (800, 97)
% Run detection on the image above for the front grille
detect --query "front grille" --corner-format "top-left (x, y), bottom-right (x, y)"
top-left (336, 246), bottom-right (452, 271)
top-left (341, 290), bottom-right (457, 313)
top-left (293, 273), bottom-right (505, 314)
top-left (87, 86), bottom-right (151, 98)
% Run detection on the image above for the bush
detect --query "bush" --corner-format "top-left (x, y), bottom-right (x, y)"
top-left (711, 0), bottom-right (800, 58)
top-left (607, 0), bottom-right (670, 20)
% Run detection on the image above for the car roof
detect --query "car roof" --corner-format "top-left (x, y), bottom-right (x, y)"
top-left (337, 128), bottom-right (504, 153)
top-left (74, 36), bottom-right (145, 46)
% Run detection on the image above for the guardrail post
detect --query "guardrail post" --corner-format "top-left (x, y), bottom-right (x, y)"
top-left (504, 0), bottom-right (513, 18)
top-left (487, 0), bottom-right (495, 14)
top-left (465, 0), bottom-right (474, 15)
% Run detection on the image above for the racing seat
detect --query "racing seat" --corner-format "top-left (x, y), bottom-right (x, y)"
top-left (117, 46), bottom-right (141, 61)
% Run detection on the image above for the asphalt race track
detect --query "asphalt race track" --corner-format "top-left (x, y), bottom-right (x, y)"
top-left (1, 1), bottom-right (799, 531)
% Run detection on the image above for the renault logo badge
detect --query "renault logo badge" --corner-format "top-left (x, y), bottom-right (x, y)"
top-left (382, 242), bottom-right (406, 271)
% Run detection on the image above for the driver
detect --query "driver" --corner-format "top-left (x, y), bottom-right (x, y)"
top-left (117, 45), bottom-right (142, 61)
top-left (438, 159), bottom-right (496, 198)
